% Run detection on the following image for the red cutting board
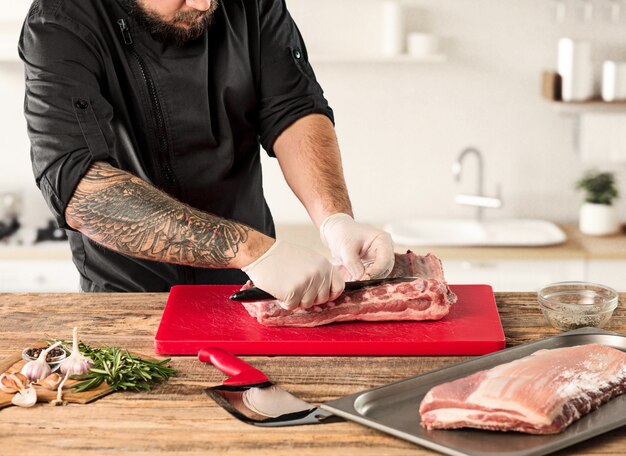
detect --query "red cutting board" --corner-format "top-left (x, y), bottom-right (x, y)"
top-left (154, 284), bottom-right (505, 356)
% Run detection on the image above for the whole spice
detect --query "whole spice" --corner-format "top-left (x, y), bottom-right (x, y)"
top-left (21, 341), bottom-right (62, 382)
top-left (60, 327), bottom-right (93, 376)
top-left (24, 347), bottom-right (65, 362)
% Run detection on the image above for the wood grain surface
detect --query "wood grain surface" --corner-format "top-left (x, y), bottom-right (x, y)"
top-left (0, 292), bottom-right (624, 455)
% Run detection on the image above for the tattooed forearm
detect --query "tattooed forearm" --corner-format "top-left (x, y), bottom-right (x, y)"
top-left (65, 162), bottom-right (270, 268)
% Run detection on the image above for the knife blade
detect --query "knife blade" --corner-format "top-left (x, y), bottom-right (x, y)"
top-left (229, 277), bottom-right (417, 302)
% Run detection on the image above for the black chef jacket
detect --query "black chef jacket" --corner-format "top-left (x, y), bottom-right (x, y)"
top-left (18, 0), bottom-right (333, 291)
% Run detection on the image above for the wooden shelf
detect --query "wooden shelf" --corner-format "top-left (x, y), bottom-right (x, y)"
top-left (551, 100), bottom-right (626, 115)
top-left (309, 53), bottom-right (447, 64)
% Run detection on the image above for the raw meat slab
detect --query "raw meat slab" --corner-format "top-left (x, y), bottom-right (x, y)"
top-left (419, 344), bottom-right (626, 434)
top-left (321, 329), bottom-right (626, 456)
top-left (154, 284), bottom-right (505, 356)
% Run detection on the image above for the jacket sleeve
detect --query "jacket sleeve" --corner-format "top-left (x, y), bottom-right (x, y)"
top-left (257, 0), bottom-right (334, 156)
top-left (19, 13), bottom-right (115, 230)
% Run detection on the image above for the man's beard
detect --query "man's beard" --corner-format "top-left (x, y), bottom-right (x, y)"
top-left (120, 0), bottom-right (219, 46)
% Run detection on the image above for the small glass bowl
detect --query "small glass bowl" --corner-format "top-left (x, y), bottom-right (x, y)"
top-left (538, 281), bottom-right (619, 331)
top-left (21, 346), bottom-right (67, 373)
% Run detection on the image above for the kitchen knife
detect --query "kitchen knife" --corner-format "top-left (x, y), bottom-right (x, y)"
top-left (229, 276), bottom-right (417, 302)
top-left (199, 347), bottom-right (343, 427)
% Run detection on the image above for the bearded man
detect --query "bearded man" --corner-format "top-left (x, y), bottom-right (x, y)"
top-left (18, 0), bottom-right (394, 310)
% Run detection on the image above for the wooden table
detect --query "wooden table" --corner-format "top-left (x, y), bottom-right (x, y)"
top-left (0, 293), bottom-right (624, 455)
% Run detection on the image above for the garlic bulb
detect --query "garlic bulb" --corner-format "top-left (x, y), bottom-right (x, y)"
top-left (12, 386), bottom-right (37, 408)
top-left (60, 327), bottom-right (93, 376)
top-left (0, 372), bottom-right (30, 393)
top-left (20, 341), bottom-right (62, 382)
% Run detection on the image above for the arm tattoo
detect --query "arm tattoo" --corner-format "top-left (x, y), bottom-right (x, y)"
top-left (66, 162), bottom-right (251, 268)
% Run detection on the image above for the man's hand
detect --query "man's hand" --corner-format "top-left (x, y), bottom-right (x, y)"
top-left (320, 213), bottom-right (395, 281)
top-left (243, 240), bottom-right (345, 311)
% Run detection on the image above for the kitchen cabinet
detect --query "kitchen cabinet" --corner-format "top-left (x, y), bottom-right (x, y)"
top-left (443, 259), bottom-right (586, 292)
top-left (587, 260), bottom-right (626, 291)
top-left (0, 259), bottom-right (79, 292)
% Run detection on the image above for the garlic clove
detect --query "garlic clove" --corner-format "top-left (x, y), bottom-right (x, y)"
top-left (0, 373), bottom-right (31, 394)
top-left (36, 373), bottom-right (62, 390)
top-left (12, 386), bottom-right (37, 407)
top-left (0, 373), bottom-right (19, 393)
top-left (12, 372), bottom-right (30, 389)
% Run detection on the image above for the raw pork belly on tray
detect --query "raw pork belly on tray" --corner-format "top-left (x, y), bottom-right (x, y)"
top-left (419, 344), bottom-right (626, 434)
top-left (242, 251), bottom-right (457, 327)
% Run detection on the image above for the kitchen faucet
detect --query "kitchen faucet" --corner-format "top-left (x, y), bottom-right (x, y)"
top-left (452, 147), bottom-right (502, 221)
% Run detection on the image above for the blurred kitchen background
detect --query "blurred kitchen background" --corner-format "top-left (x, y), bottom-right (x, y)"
top-left (1, 0), bottom-right (626, 292)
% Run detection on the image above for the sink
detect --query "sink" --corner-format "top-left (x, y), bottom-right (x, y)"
top-left (384, 218), bottom-right (567, 247)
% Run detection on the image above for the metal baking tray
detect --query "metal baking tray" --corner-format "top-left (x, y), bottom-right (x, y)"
top-left (321, 328), bottom-right (626, 456)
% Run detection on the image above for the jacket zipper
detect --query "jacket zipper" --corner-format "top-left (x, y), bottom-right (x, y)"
top-left (117, 19), bottom-right (179, 197)
top-left (118, 18), bottom-right (193, 284)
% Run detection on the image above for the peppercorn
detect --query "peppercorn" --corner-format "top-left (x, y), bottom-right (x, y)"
top-left (25, 347), bottom-right (65, 361)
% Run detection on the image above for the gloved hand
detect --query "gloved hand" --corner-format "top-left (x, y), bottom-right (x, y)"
top-left (320, 213), bottom-right (395, 281)
top-left (242, 240), bottom-right (345, 311)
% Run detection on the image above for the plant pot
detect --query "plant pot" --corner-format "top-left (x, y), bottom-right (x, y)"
top-left (579, 203), bottom-right (620, 236)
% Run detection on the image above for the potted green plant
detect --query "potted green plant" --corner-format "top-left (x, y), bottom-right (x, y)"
top-left (576, 170), bottom-right (620, 236)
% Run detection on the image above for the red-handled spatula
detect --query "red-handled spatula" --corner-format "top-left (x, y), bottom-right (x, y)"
top-left (199, 347), bottom-right (270, 386)
top-left (199, 347), bottom-right (343, 427)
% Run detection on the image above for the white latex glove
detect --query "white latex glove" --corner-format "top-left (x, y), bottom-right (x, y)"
top-left (320, 213), bottom-right (395, 281)
top-left (242, 240), bottom-right (345, 311)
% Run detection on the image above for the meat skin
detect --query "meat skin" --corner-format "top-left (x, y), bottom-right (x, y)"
top-left (242, 251), bottom-right (457, 327)
top-left (419, 344), bottom-right (626, 434)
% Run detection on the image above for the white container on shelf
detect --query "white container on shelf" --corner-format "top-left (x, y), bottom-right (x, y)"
top-left (579, 203), bottom-right (620, 236)
top-left (602, 61), bottom-right (626, 102)
top-left (381, 1), bottom-right (404, 56)
top-left (406, 32), bottom-right (439, 57)
top-left (558, 38), bottom-right (594, 102)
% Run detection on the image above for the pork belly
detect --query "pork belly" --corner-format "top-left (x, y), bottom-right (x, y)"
top-left (242, 252), bottom-right (456, 327)
top-left (419, 344), bottom-right (626, 434)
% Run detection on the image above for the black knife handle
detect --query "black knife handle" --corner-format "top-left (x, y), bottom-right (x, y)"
top-left (229, 287), bottom-right (275, 302)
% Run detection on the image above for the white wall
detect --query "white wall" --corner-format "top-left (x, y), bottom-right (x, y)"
top-left (0, 1), bottom-right (50, 227)
top-left (262, 0), bottom-right (626, 224)
top-left (2, 0), bottom-right (626, 228)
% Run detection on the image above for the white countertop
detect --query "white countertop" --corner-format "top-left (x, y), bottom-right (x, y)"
top-left (1, 224), bottom-right (626, 261)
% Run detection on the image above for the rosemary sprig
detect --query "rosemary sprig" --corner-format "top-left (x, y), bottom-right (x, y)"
top-left (52, 339), bottom-right (176, 393)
